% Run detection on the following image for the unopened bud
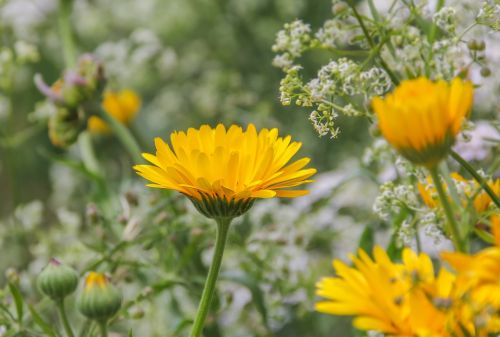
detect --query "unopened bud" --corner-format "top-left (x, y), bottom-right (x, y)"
top-left (480, 67), bottom-right (491, 77)
top-left (37, 259), bottom-right (78, 301)
top-left (77, 272), bottom-right (122, 322)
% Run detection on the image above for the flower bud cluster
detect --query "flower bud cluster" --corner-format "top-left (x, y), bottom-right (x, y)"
top-left (37, 260), bottom-right (122, 323)
top-left (34, 54), bottom-right (105, 147)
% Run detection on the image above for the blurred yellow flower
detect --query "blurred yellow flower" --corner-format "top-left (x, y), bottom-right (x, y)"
top-left (134, 124), bottom-right (316, 218)
top-left (88, 89), bottom-right (141, 133)
top-left (442, 214), bottom-right (500, 332)
top-left (315, 244), bottom-right (500, 337)
top-left (315, 246), bottom-right (454, 336)
top-left (372, 77), bottom-right (473, 167)
top-left (418, 173), bottom-right (500, 213)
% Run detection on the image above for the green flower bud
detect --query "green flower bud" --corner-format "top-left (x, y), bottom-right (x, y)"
top-left (77, 272), bottom-right (122, 322)
top-left (37, 259), bottom-right (78, 301)
top-left (48, 106), bottom-right (86, 148)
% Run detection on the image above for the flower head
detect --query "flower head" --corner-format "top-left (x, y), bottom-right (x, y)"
top-left (441, 214), bottom-right (500, 332)
top-left (315, 246), bottom-right (455, 336)
top-left (315, 244), bottom-right (500, 336)
top-left (88, 89), bottom-right (141, 133)
top-left (372, 77), bottom-right (473, 167)
top-left (134, 124), bottom-right (316, 219)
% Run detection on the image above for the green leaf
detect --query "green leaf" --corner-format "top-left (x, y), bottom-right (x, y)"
top-left (168, 319), bottom-right (192, 337)
top-left (357, 225), bottom-right (374, 254)
top-left (28, 305), bottom-right (58, 337)
top-left (8, 284), bottom-right (23, 323)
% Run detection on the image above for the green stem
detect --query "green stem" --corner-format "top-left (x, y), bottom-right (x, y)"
top-left (347, 2), bottom-right (400, 85)
top-left (367, 0), bottom-right (380, 21)
top-left (425, 0), bottom-right (445, 76)
top-left (97, 108), bottom-right (142, 163)
top-left (189, 218), bottom-right (232, 337)
top-left (98, 321), bottom-right (108, 337)
top-left (451, 150), bottom-right (500, 208)
top-left (429, 167), bottom-right (465, 252)
top-left (56, 300), bottom-right (75, 337)
top-left (57, 0), bottom-right (76, 68)
top-left (78, 131), bottom-right (101, 175)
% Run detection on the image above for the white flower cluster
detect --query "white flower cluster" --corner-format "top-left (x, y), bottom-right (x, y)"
top-left (373, 182), bottom-right (419, 220)
top-left (477, 1), bottom-right (500, 30)
top-left (433, 7), bottom-right (458, 34)
top-left (315, 18), bottom-right (359, 49)
top-left (272, 20), bottom-right (312, 69)
top-left (277, 56), bottom-right (391, 138)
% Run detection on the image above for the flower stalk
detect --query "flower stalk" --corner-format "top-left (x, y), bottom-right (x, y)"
top-left (429, 167), bottom-right (465, 252)
top-left (189, 217), bottom-right (232, 337)
top-left (56, 299), bottom-right (75, 337)
top-left (97, 108), bottom-right (142, 163)
top-left (98, 321), bottom-right (108, 337)
top-left (57, 0), bottom-right (76, 68)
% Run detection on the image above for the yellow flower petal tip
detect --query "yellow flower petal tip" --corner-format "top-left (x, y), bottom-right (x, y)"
top-left (84, 272), bottom-right (109, 290)
top-left (134, 124), bottom-right (316, 219)
top-left (372, 77), bottom-right (473, 167)
top-left (88, 89), bottom-right (141, 134)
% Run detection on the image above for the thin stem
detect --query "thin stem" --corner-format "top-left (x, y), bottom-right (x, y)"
top-left (429, 167), bottom-right (465, 252)
top-left (367, 0), bottom-right (380, 21)
top-left (189, 218), bottom-right (232, 337)
top-left (56, 300), bottom-right (75, 337)
top-left (99, 321), bottom-right (108, 337)
top-left (451, 150), bottom-right (500, 208)
top-left (96, 108), bottom-right (142, 163)
top-left (347, 2), bottom-right (400, 85)
top-left (57, 0), bottom-right (76, 68)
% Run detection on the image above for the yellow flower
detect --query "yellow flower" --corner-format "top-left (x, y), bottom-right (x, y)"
top-left (372, 77), bottom-right (473, 167)
top-left (418, 173), bottom-right (500, 213)
top-left (441, 214), bottom-right (500, 332)
top-left (88, 89), bottom-right (141, 134)
top-left (134, 124), bottom-right (316, 219)
top-left (315, 246), bottom-right (455, 337)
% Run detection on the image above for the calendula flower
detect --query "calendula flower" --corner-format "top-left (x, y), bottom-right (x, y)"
top-left (441, 214), bottom-right (500, 332)
top-left (134, 124), bottom-right (316, 219)
top-left (315, 246), bottom-right (456, 336)
top-left (88, 89), bottom-right (141, 134)
top-left (418, 173), bottom-right (500, 213)
top-left (372, 77), bottom-right (473, 167)
top-left (314, 245), bottom-right (500, 337)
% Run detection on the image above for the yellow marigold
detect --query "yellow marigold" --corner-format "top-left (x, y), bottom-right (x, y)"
top-left (134, 124), bottom-right (316, 219)
top-left (441, 214), bottom-right (500, 332)
top-left (418, 173), bottom-right (500, 213)
top-left (88, 89), bottom-right (141, 134)
top-left (372, 77), bottom-right (473, 167)
top-left (315, 246), bottom-right (456, 336)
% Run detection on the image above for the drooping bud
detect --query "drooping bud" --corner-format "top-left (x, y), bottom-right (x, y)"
top-left (37, 259), bottom-right (79, 301)
top-left (77, 272), bottom-right (122, 322)
top-left (34, 54), bottom-right (106, 148)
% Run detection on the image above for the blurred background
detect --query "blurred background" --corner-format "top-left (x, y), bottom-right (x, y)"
top-left (7, 0), bottom-right (497, 336)
top-left (0, 0), bottom-right (372, 216)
